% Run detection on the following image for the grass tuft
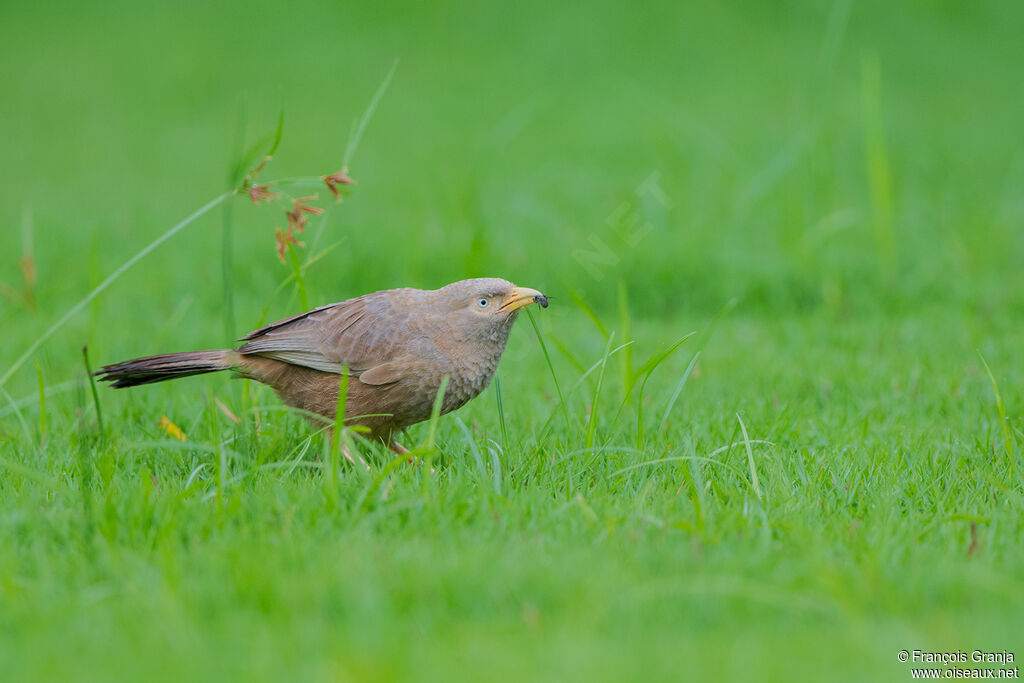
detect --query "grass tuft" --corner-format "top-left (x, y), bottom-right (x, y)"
top-left (978, 351), bottom-right (1016, 481)
top-left (736, 412), bottom-right (762, 501)
top-left (585, 333), bottom-right (614, 451)
top-left (81, 346), bottom-right (104, 441)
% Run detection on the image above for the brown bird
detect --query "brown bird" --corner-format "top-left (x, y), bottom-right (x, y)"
top-left (96, 278), bottom-right (548, 453)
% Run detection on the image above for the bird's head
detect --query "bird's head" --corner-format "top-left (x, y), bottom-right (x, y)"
top-left (437, 277), bottom-right (548, 341)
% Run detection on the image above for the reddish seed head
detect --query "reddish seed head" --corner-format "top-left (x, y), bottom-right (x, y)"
top-left (247, 184), bottom-right (276, 204)
top-left (294, 196), bottom-right (324, 215)
top-left (285, 196), bottom-right (323, 234)
top-left (274, 226), bottom-right (305, 262)
top-left (323, 168), bottom-right (354, 200)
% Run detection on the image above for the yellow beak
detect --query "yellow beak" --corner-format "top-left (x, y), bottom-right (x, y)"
top-left (499, 286), bottom-right (548, 313)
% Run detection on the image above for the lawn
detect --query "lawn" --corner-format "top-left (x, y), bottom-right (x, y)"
top-left (1, 1), bottom-right (1022, 681)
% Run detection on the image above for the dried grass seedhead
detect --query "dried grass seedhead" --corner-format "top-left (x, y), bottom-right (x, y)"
top-left (323, 167), bottom-right (354, 201)
top-left (275, 226), bottom-right (306, 262)
top-left (286, 195), bottom-right (324, 234)
top-left (247, 183), bottom-right (277, 204)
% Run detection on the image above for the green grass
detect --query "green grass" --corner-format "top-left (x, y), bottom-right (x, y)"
top-left (2, 0), bottom-right (1023, 680)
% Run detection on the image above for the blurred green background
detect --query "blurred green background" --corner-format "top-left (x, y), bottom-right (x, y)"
top-left (2, 1), bottom-right (1023, 681)
top-left (3, 0), bottom-right (1022, 342)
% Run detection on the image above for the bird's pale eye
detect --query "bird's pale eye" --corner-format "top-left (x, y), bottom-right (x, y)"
top-left (477, 297), bottom-right (490, 309)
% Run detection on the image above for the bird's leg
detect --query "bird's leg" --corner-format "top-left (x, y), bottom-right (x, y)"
top-left (341, 442), bottom-right (370, 471)
top-left (388, 439), bottom-right (418, 465)
top-left (390, 439), bottom-right (433, 472)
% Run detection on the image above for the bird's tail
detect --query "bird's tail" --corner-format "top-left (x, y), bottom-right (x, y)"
top-left (95, 350), bottom-right (233, 388)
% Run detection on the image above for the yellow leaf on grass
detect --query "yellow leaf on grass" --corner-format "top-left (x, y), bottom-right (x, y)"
top-left (157, 415), bottom-right (186, 441)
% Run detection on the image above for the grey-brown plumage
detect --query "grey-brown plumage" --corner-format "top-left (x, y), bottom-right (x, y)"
top-left (97, 278), bottom-right (547, 448)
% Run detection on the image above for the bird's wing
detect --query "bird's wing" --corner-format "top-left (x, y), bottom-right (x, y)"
top-left (237, 291), bottom-right (421, 380)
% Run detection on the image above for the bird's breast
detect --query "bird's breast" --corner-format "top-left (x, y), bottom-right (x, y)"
top-left (434, 331), bottom-right (510, 414)
top-left (379, 320), bottom-right (513, 426)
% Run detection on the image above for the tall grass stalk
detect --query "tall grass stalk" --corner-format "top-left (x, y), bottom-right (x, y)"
top-left (327, 366), bottom-right (350, 499)
top-left (660, 351), bottom-right (701, 431)
top-left (35, 362), bottom-right (46, 445)
top-left (81, 346), bottom-right (104, 441)
top-left (633, 332), bottom-right (694, 449)
top-left (494, 374), bottom-right (509, 451)
top-left (737, 413), bottom-right (762, 501)
top-left (343, 59), bottom-right (398, 167)
top-left (618, 280), bottom-right (632, 394)
top-left (978, 351), bottom-right (1016, 481)
top-left (568, 288), bottom-right (609, 339)
top-left (425, 375), bottom-right (450, 453)
top-left (526, 308), bottom-right (570, 434)
top-left (585, 333), bottom-right (614, 451)
top-left (286, 243), bottom-right (311, 311)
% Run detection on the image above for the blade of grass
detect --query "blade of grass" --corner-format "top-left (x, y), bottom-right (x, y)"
top-left (0, 380), bottom-right (79, 420)
top-left (35, 362), bottom-right (46, 445)
top-left (343, 59), bottom-right (398, 167)
top-left (618, 280), bottom-right (632, 394)
top-left (268, 107), bottom-right (285, 158)
top-left (612, 453), bottom-right (752, 479)
top-left (737, 413), bottom-right (763, 501)
top-left (547, 333), bottom-right (586, 376)
top-left (416, 374), bottom-right (449, 498)
top-left (585, 333), bottom-right (614, 451)
top-left (205, 390), bottom-right (229, 512)
top-left (230, 134), bottom-right (274, 187)
top-left (425, 375), bottom-right (449, 452)
top-left (329, 366), bottom-right (350, 455)
top-left (256, 238), bottom-right (346, 327)
top-left (494, 374), bottom-right (509, 452)
top-left (659, 351), bottom-right (701, 430)
top-left (487, 441), bottom-right (503, 495)
top-left (526, 308), bottom-right (570, 433)
top-left (78, 350), bottom-right (101, 522)
top-left (455, 416), bottom-right (489, 485)
top-left (1, 385), bottom-right (34, 446)
top-left (978, 351), bottom-right (1016, 480)
top-left (326, 367), bottom-right (350, 499)
top-left (535, 341), bottom-right (634, 441)
top-left (659, 297), bottom-right (737, 430)
top-left (286, 242), bottom-right (310, 311)
top-left (232, 109), bottom-right (285, 186)
top-left (567, 288), bottom-right (609, 339)
top-left (634, 332), bottom-right (695, 449)
top-left (81, 346), bottom-right (104, 441)
top-left (604, 332), bottom-right (695, 442)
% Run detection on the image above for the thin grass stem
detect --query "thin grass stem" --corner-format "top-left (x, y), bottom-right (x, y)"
top-left (526, 308), bottom-right (570, 433)
top-left (1, 192), bottom-right (231, 388)
top-left (343, 59), bottom-right (398, 167)
top-left (35, 362), bottom-right (46, 445)
top-left (585, 333), bottom-right (614, 451)
top-left (81, 346), bottom-right (104, 441)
